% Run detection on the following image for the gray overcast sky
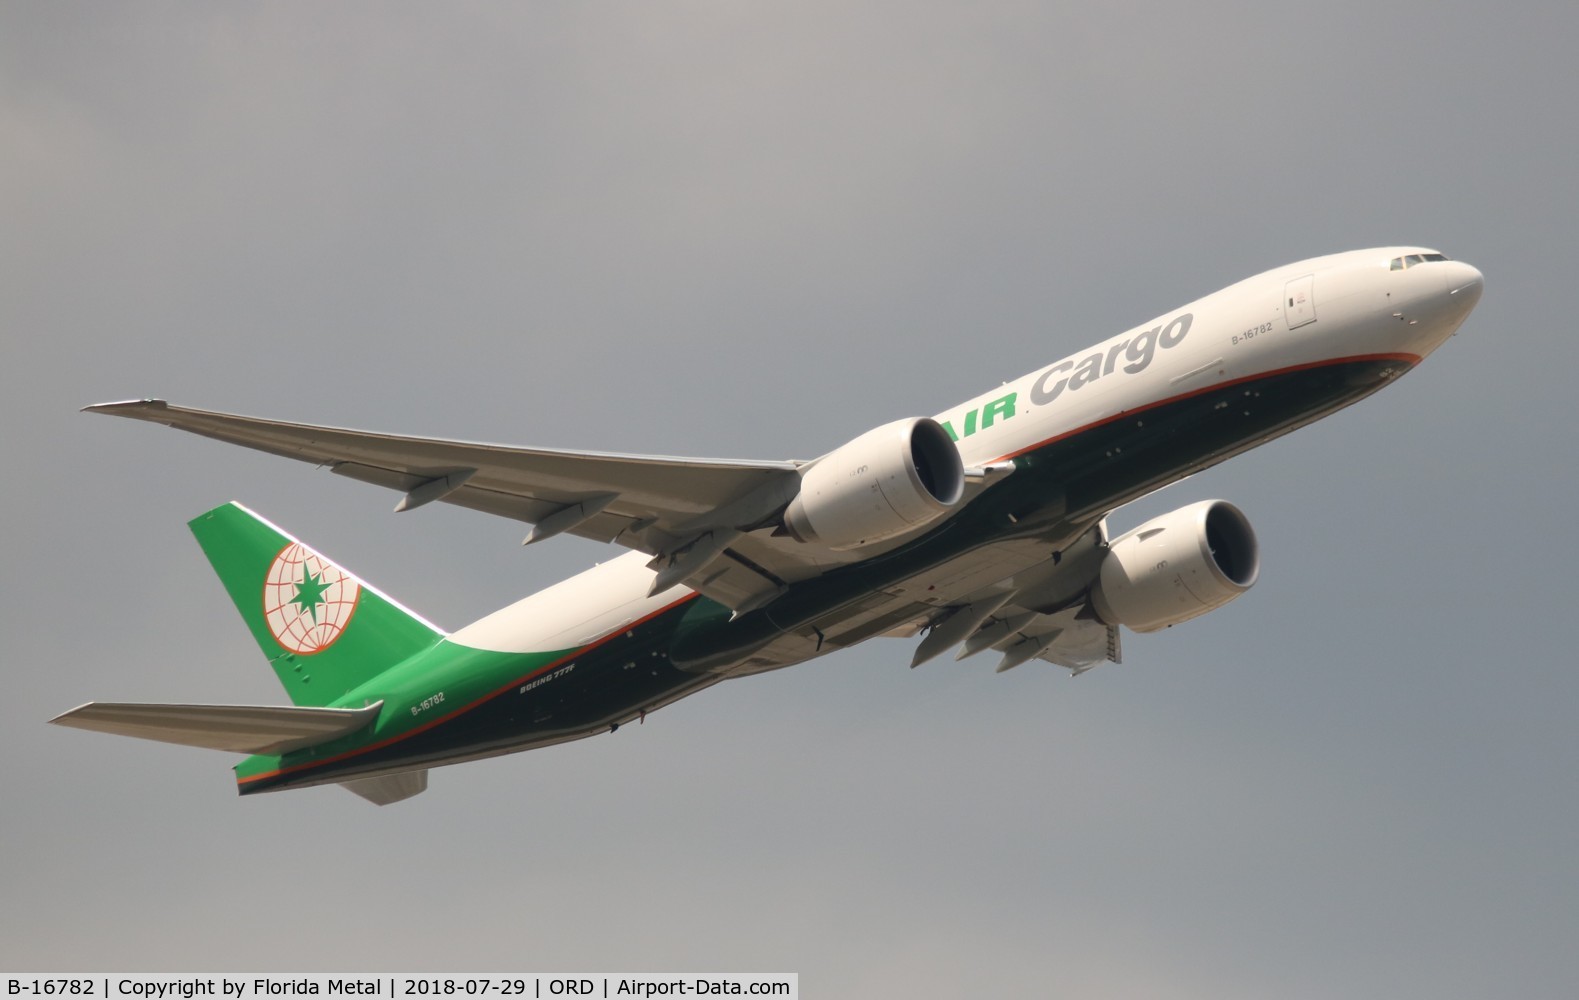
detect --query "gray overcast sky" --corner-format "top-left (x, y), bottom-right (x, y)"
top-left (4, 3), bottom-right (1576, 996)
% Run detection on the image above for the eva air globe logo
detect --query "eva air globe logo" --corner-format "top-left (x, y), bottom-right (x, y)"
top-left (262, 543), bottom-right (360, 654)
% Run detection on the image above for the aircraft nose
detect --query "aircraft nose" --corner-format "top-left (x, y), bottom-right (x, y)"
top-left (1444, 260), bottom-right (1484, 311)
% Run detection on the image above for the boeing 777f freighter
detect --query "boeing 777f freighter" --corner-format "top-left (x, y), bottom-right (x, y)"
top-left (53, 248), bottom-right (1484, 804)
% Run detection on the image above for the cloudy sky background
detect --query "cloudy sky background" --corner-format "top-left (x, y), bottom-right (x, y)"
top-left (4, 3), bottom-right (1576, 996)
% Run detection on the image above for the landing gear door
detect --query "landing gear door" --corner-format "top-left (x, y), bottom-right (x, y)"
top-left (1284, 274), bottom-right (1316, 330)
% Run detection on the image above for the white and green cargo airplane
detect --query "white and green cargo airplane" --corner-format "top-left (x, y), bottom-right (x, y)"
top-left (53, 248), bottom-right (1483, 804)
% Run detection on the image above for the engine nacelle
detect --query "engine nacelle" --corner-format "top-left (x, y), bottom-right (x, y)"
top-left (1090, 499), bottom-right (1259, 633)
top-left (783, 417), bottom-right (965, 551)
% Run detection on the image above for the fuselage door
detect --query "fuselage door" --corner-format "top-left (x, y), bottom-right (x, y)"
top-left (1284, 274), bottom-right (1317, 330)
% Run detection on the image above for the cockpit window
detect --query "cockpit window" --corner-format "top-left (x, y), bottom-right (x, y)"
top-left (1389, 252), bottom-right (1452, 270)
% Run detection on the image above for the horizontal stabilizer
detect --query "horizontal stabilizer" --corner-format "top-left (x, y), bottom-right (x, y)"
top-left (341, 770), bottom-right (429, 805)
top-left (49, 700), bottom-right (383, 755)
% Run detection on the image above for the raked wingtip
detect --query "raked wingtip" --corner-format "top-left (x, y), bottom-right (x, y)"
top-left (82, 398), bottom-right (169, 415)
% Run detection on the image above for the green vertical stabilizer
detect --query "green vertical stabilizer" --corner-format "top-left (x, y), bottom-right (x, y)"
top-left (189, 502), bottom-right (446, 707)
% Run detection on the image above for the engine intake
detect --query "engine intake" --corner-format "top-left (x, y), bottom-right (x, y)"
top-left (783, 417), bottom-right (964, 551)
top-left (1090, 499), bottom-right (1259, 632)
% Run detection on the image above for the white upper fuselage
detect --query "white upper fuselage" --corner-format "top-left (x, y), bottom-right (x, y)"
top-left (452, 247), bottom-right (1483, 656)
top-left (939, 246), bottom-right (1483, 470)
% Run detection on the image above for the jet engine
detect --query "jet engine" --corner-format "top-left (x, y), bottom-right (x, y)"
top-left (1090, 500), bottom-right (1259, 632)
top-left (783, 417), bottom-right (965, 551)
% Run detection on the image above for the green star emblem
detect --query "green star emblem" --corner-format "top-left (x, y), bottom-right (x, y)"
top-left (291, 564), bottom-right (331, 623)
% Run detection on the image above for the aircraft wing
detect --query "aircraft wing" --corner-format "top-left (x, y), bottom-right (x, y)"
top-left (895, 598), bottom-right (1118, 676)
top-left (87, 399), bottom-right (816, 610)
top-left (892, 522), bottom-right (1121, 676)
top-left (87, 399), bottom-right (797, 531)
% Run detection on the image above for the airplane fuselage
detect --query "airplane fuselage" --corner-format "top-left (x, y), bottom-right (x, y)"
top-left (230, 247), bottom-right (1483, 796)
